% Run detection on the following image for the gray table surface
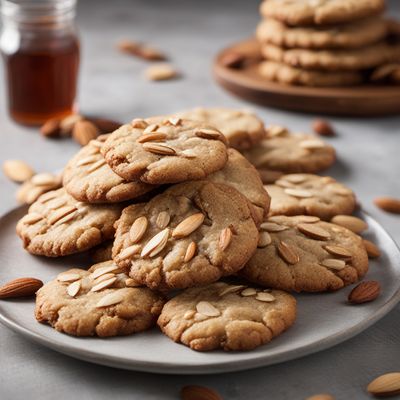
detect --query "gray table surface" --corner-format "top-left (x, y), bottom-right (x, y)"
top-left (1, 0), bottom-right (400, 399)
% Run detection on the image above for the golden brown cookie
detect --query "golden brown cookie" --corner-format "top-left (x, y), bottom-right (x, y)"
top-left (16, 188), bottom-right (122, 257)
top-left (35, 262), bottom-right (165, 337)
top-left (258, 61), bottom-right (363, 86)
top-left (260, 0), bottom-right (385, 26)
top-left (241, 215), bottom-right (369, 292)
top-left (242, 128), bottom-right (336, 173)
top-left (150, 107), bottom-right (266, 150)
top-left (101, 118), bottom-right (228, 184)
top-left (209, 148), bottom-right (270, 225)
top-left (157, 282), bottom-right (296, 351)
top-left (112, 181), bottom-right (259, 291)
top-left (267, 174), bottom-right (356, 220)
top-left (256, 17), bottom-right (389, 49)
top-left (261, 41), bottom-right (400, 71)
top-left (63, 136), bottom-right (156, 203)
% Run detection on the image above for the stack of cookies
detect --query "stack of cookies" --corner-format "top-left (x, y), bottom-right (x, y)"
top-left (16, 107), bottom-right (370, 352)
top-left (256, 0), bottom-right (400, 86)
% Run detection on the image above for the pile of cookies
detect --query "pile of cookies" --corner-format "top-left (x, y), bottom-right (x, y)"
top-left (256, 0), bottom-right (400, 86)
top-left (16, 107), bottom-right (371, 352)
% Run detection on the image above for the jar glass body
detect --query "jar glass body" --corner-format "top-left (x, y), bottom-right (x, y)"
top-left (0, 0), bottom-right (80, 125)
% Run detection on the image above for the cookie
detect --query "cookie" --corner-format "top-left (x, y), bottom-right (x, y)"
top-left (241, 215), bottom-right (369, 292)
top-left (35, 262), bottom-right (165, 337)
top-left (256, 17), bottom-right (388, 49)
top-left (261, 41), bottom-right (400, 71)
top-left (209, 148), bottom-right (270, 225)
top-left (157, 282), bottom-right (296, 351)
top-left (242, 128), bottom-right (336, 173)
top-left (258, 60), bottom-right (363, 86)
top-left (370, 63), bottom-right (400, 82)
top-left (267, 174), bottom-right (356, 220)
top-left (63, 136), bottom-right (156, 203)
top-left (260, 0), bottom-right (385, 26)
top-left (90, 241), bottom-right (113, 263)
top-left (16, 188), bottom-right (122, 257)
top-left (112, 181), bottom-right (259, 291)
top-left (101, 118), bottom-right (228, 184)
top-left (151, 108), bottom-right (266, 150)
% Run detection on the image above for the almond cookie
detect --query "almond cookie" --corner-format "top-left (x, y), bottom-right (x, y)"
top-left (63, 136), bottom-right (156, 203)
top-left (209, 148), bottom-right (270, 225)
top-left (157, 282), bottom-right (296, 351)
top-left (112, 181), bottom-right (259, 291)
top-left (256, 17), bottom-right (389, 49)
top-left (101, 118), bottom-right (228, 184)
top-left (261, 41), bottom-right (400, 71)
top-left (241, 215), bottom-right (369, 292)
top-left (267, 174), bottom-right (356, 220)
top-left (260, 0), bottom-right (385, 26)
top-left (242, 129), bottom-right (336, 174)
top-left (259, 60), bottom-right (363, 86)
top-left (150, 107), bottom-right (266, 150)
top-left (35, 262), bottom-right (165, 337)
top-left (16, 188), bottom-right (122, 257)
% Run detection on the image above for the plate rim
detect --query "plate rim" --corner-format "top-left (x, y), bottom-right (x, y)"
top-left (1, 206), bottom-right (400, 375)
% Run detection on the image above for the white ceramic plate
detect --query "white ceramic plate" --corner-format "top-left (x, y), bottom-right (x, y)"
top-left (0, 207), bottom-right (399, 374)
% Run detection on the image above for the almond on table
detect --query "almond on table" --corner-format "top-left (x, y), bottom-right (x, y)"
top-left (374, 196), bottom-right (400, 214)
top-left (144, 63), bottom-right (179, 81)
top-left (117, 39), bottom-right (166, 61)
top-left (0, 277), bottom-right (43, 299)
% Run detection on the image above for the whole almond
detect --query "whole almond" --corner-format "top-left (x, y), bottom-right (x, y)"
top-left (73, 120), bottom-right (100, 146)
top-left (374, 197), bottom-right (400, 214)
top-left (367, 372), bottom-right (400, 397)
top-left (312, 119), bottom-right (335, 136)
top-left (348, 281), bottom-right (380, 304)
top-left (330, 215), bottom-right (368, 234)
top-left (60, 114), bottom-right (83, 135)
top-left (0, 277), bottom-right (43, 299)
top-left (305, 395), bottom-right (335, 400)
top-left (220, 51), bottom-right (245, 69)
top-left (40, 117), bottom-right (61, 138)
top-left (3, 160), bottom-right (35, 183)
top-left (363, 239), bottom-right (381, 258)
top-left (181, 385), bottom-right (222, 400)
top-left (145, 64), bottom-right (178, 81)
top-left (88, 117), bottom-right (122, 134)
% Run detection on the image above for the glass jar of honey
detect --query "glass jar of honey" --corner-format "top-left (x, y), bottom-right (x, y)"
top-left (0, 0), bottom-right (80, 125)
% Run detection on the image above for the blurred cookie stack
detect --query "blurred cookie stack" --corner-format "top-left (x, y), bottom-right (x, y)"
top-left (256, 0), bottom-right (400, 86)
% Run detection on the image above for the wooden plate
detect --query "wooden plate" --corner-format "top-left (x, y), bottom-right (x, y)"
top-left (213, 38), bottom-right (400, 116)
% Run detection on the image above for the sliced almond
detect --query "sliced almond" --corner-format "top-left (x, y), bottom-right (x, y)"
top-left (267, 125), bottom-right (288, 137)
top-left (57, 272), bottom-right (81, 282)
top-left (125, 278), bottom-right (139, 287)
top-left (53, 210), bottom-right (78, 226)
top-left (94, 273), bottom-right (116, 284)
top-left (241, 288), bottom-right (257, 297)
top-left (321, 258), bottom-right (346, 270)
top-left (31, 173), bottom-right (58, 187)
top-left (277, 241), bottom-right (300, 265)
top-left (48, 206), bottom-right (77, 225)
top-left (172, 213), bottom-right (205, 238)
top-left (87, 159), bottom-right (106, 173)
top-left (142, 142), bottom-right (176, 156)
top-left (260, 222), bottom-right (288, 232)
top-left (367, 372), bottom-right (400, 397)
top-left (77, 155), bottom-right (98, 167)
top-left (47, 197), bottom-right (67, 210)
top-left (180, 149), bottom-right (197, 158)
top-left (21, 213), bottom-right (43, 225)
top-left (324, 245), bottom-right (352, 258)
top-left (196, 301), bottom-right (220, 317)
top-left (330, 215), bottom-right (368, 234)
top-left (258, 231), bottom-right (272, 247)
top-left (143, 123), bottom-right (159, 134)
top-left (129, 216), bottom-right (148, 243)
top-left (363, 239), bottom-right (381, 258)
top-left (67, 280), bottom-right (81, 297)
top-left (298, 223), bottom-right (330, 240)
top-left (183, 310), bottom-right (196, 320)
top-left (218, 285), bottom-right (246, 297)
top-left (195, 129), bottom-right (222, 140)
top-left (299, 140), bottom-right (326, 149)
top-left (284, 188), bottom-right (313, 198)
top-left (156, 211), bottom-right (170, 229)
top-left (141, 228), bottom-right (170, 257)
top-left (131, 118), bottom-right (148, 129)
top-left (184, 241), bottom-right (197, 262)
top-left (91, 276), bottom-right (117, 292)
top-left (284, 174), bottom-right (307, 184)
top-left (219, 227), bottom-right (232, 251)
top-left (119, 244), bottom-right (141, 260)
top-left (168, 117), bottom-right (181, 126)
top-left (256, 292), bottom-right (275, 302)
top-left (91, 264), bottom-right (120, 279)
top-left (3, 160), bottom-right (35, 183)
top-left (296, 216), bottom-right (320, 223)
top-left (96, 291), bottom-right (124, 308)
top-left (275, 179), bottom-right (295, 189)
top-left (136, 132), bottom-right (167, 143)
